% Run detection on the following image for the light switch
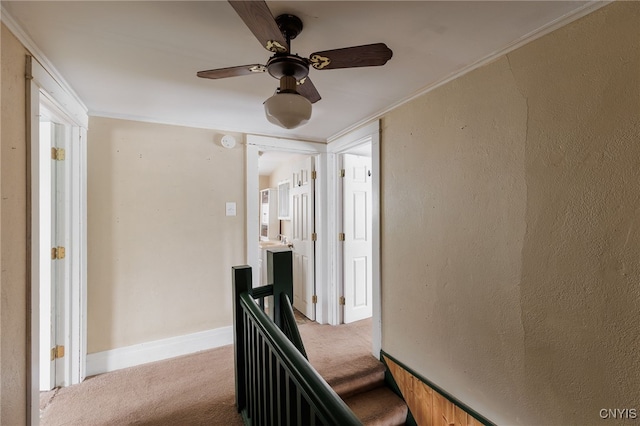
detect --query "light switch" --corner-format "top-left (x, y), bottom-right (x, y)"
top-left (225, 202), bottom-right (237, 217)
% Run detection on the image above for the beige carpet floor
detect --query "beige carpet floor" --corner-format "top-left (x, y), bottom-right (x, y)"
top-left (40, 318), bottom-right (374, 426)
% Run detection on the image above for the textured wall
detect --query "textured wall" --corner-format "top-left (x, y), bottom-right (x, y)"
top-left (87, 117), bottom-right (245, 353)
top-left (0, 23), bottom-right (28, 425)
top-left (380, 2), bottom-right (640, 424)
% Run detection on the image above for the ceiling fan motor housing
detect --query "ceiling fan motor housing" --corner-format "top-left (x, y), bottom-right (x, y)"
top-left (266, 14), bottom-right (309, 82)
top-left (266, 55), bottom-right (309, 80)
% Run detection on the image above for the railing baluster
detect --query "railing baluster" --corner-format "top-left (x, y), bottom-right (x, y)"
top-left (296, 388), bottom-right (303, 426)
top-left (269, 349), bottom-right (277, 426)
top-left (279, 366), bottom-right (284, 425)
top-left (253, 322), bottom-right (259, 424)
top-left (243, 312), bottom-right (250, 420)
top-left (253, 327), bottom-right (260, 426)
top-left (272, 356), bottom-right (277, 425)
top-left (286, 373), bottom-right (293, 426)
top-left (302, 398), bottom-right (312, 426)
top-left (250, 321), bottom-right (257, 423)
top-left (246, 319), bottom-right (252, 421)
top-left (290, 377), bottom-right (299, 426)
top-left (258, 335), bottom-right (265, 426)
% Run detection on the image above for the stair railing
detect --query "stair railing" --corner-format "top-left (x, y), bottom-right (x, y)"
top-left (232, 253), bottom-right (361, 425)
top-left (279, 291), bottom-right (307, 359)
top-left (254, 249), bottom-right (307, 357)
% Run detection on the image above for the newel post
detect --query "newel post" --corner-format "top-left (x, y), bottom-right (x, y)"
top-left (268, 250), bottom-right (293, 328)
top-left (232, 265), bottom-right (252, 412)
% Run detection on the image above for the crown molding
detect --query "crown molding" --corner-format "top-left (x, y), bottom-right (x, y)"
top-left (1, 5), bottom-right (88, 113)
top-left (328, 0), bottom-right (612, 143)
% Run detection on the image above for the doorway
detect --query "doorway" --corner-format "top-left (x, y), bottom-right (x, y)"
top-left (327, 121), bottom-right (381, 356)
top-left (246, 135), bottom-right (328, 323)
top-left (245, 123), bottom-right (381, 355)
top-left (256, 148), bottom-right (319, 321)
top-left (27, 55), bottom-right (89, 423)
top-left (256, 151), bottom-right (315, 321)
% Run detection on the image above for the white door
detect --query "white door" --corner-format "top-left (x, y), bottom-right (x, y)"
top-left (291, 156), bottom-right (316, 320)
top-left (342, 154), bottom-right (373, 323)
top-left (40, 121), bottom-right (67, 390)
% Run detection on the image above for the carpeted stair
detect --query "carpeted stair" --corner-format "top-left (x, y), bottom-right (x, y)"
top-left (298, 320), bottom-right (408, 425)
top-left (314, 353), bottom-right (408, 426)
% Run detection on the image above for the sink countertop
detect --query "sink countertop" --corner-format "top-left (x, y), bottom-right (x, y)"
top-left (259, 241), bottom-right (293, 251)
top-left (259, 240), bottom-right (287, 249)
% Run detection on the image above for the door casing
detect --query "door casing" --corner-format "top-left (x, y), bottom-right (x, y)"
top-left (327, 121), bottom-right (381, 357)
top-left (246, 121), bottom-right (381, 357)
top-left (246, 135), bottom-right (329, 323)
top-left (27, 55), bottom-right (88, 424)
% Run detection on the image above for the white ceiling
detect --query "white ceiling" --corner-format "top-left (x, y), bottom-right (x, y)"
top-left (3, 1), bottom-right (599, 143)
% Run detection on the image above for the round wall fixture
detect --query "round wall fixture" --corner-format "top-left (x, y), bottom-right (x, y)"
top-left (221, 134), bottom-right (236, 149)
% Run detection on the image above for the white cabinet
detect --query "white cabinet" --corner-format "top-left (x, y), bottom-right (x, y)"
top-left (260, 188), bottom-right (279, 241)
top-left (277, 180), bottom-right (291, 220)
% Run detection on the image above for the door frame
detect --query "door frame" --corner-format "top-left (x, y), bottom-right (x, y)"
top-left (245, 122), bottom-right (381, 355)
top-left (245, 135), bottom-right (329, 324)
top-left (327, 121), bottom-right (381, 356)
top-left (27, 55), bottom-right (88, 423)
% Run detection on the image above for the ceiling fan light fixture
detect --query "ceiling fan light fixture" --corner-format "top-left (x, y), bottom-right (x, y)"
top-left (198, 4), bottom-right (393, 129)
top-left (264, 92), bottom-right (312, 129)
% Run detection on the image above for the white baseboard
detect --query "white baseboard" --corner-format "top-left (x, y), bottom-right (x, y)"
top-left (86, 326), bottom-right (233, 377)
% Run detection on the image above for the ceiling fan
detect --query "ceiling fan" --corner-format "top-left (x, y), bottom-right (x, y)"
top-left (197, 0), bottom-right (393, 129)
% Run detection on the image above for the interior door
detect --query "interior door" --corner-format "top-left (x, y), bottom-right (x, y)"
top-left (39, 121), bottom-right (56, 391)
top-left (52, 122), bottom-right (67, 388)
top-left (39, 121), bottom-right (67, 390)
top-left (291, 156), bottom-right (316, 320)
top-left (342, 154), bottom-right (373, 323)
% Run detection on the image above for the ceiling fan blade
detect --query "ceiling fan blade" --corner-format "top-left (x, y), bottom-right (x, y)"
top-left (297, 78), bottom-right (321, 104)
top-left (228, 1), bottom-right (289, 53)
top-left (197, 64), bottom-right (266, 80)
top-left (309, 43), bottom-right (393, 70)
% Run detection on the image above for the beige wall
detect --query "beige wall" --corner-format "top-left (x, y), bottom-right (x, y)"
top-left (0, 23), bottom-right (28, 425)
top-left (87, 117), bottom-right (245, 352)
top-left (3, 2), bottom-right (639, 423)
top-left (258, 174), bottom-right (270, 192)
top-left (380, 2), bottom-right (640, 425)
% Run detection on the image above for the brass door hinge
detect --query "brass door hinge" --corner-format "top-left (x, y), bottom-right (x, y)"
top-left (312, 295), bottom-right (318, 304)
top-left (311, 232), bottom-right (317, 241)
top-left (339, 169), bottom-right (345, 178)
top-left (50, 345), bottom-right (65, 361)
top-left (311, 170), bottom-right (317, 180)
top-left (51, 147), bottom-right (65, 161)
top-left (338, 233), bottom-right (345, 241)
top-left (51, 247), bottom-right (66, 260)
top-left (339, 296), bottom-right (345, 306)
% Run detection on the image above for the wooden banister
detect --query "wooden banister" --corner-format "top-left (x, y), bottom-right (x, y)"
top-left (232, 261), bottom-right (361, 425)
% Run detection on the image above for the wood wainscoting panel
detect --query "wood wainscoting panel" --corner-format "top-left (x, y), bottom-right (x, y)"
top-left (415, 377), bottom-right (433, 426)
top-left (383, 354), bottom-right (487, 426)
